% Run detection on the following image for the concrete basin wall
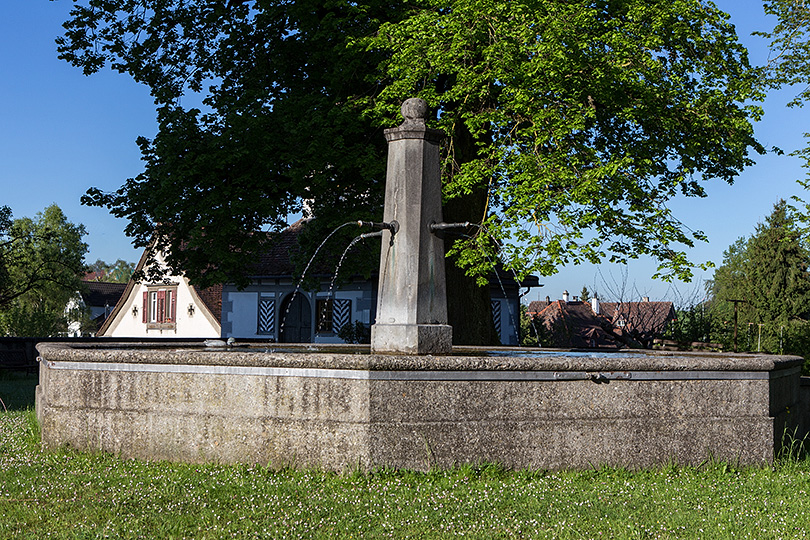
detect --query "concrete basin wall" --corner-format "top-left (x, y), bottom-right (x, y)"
top-left (35, 343), bottom-right (804, 470)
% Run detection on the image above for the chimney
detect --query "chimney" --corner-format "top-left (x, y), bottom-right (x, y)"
top-left (562, 290), bottom-right (569, 303)
top-left (642, 296), bottom-right (650, 302)
top-left (545, 296), bottom-right (551, 304)
top-left (591, 294), bottom-right (600, 314)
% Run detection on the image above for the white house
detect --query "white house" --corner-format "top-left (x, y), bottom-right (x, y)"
top-left (66, 280), bottom-right (127, 337)
top-left (97, 247), bottom-right (221, 338)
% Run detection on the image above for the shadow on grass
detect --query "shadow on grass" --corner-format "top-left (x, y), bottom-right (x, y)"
top-left (0, 371), bottom-right (38, 411)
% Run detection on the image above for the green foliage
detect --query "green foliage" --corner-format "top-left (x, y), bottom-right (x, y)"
top-left (759, 1), bottom-right (810, 109)
top-left (664, 302), bottom-right (713, 347)
top-left (760, 2), bottom-right (810, 241)
top-left (709, 201), bottom-right (810, 363)
top-left (66, 1), bottom-right (394, 289)
top-left (519, 303), bottom-right (554, 347)
top-left (708, 237), bottom-right (753, 324)
top-left (87, 258), bottom-right (136, 283)
top-left (363, 0), bottom-right (765, 283)
top-left (519, 303), bottom-right (538, 346)
top-left (60, 0), bottom-right (764, 292)
top-left (580, 286), bottom-right (591, 304)
top-left (4, 408), bottom-right (810, 538)
top-left (0, 205), bottom-right (88, 337)
top-left (337, 321), bottom-right (371, 344)
top-left (746, 202), bottom-right (810, 326)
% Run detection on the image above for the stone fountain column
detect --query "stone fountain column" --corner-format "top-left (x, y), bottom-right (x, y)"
top-left (370, 99), bottom-right (453, 354)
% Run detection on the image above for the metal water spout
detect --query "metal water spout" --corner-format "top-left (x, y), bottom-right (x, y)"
top-left (358, 220), bottom-right (399, 244)
top-left (370, 98), bottom-right (452, 355)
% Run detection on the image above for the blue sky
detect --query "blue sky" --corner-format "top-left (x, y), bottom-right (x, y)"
top-left (1, 0), bottom-right (808, 303)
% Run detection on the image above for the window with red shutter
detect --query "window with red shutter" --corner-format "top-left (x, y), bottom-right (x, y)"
top-left (145, 286), bottom-right (179, 331)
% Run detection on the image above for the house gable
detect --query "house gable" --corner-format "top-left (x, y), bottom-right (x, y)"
top-left (97, 243), bottom-right (221, 338)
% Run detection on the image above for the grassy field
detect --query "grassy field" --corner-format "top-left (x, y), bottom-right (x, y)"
top-left (3, 374), bottom-right (810, 539)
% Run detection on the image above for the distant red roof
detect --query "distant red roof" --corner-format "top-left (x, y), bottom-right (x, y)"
top-left (532, 300), bottom-right (620, 349)
top-left (527, 300), bottom-right (550, 315)
top-left (527, 298), bottom-right (676, 349)
top-left (598, 301), bottom-right (675, 336)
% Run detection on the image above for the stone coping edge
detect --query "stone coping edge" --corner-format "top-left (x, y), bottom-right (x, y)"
top-left (41, 359), bottom-right (802, 381)
top-left (36, 342), bottom-right (804, 373)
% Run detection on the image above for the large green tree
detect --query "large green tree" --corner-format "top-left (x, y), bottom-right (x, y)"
top-left (63, 0), bottom-right (764, 344)
top-left (746, 201), bottom-right (810, 329)
top-left (709, 200), bottom-right (810, 355)
top-left (0, 205), bottom-right (88, 336)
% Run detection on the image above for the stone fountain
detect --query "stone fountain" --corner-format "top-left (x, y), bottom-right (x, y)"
top-left (35, 100), bottom-right (806, 471)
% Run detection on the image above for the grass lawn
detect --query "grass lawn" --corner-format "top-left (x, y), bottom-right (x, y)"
top-left (2, 374), bottom-right (810, 539)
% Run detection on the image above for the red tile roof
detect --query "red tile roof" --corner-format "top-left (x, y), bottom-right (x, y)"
top-left (532, 300), bottom-right (620, 348)
top-left (598, 301), bottom-right (675, 335)
top-left (527, 298), bottom-right (676, 349)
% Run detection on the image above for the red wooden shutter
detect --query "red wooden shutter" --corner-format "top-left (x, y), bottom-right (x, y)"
top-left (142, 291), bottom-right (148, 323)
top-left (157, 290), bottom-right (166, 323)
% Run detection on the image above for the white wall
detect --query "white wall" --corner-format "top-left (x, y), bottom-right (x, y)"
top-left (107, 282), bottom-right (217, 338)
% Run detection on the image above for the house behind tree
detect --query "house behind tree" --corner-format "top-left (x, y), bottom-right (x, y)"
top-left (101, 221), bottom-right (538, 344)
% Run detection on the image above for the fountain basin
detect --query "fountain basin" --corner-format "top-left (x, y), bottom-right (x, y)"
top-left (35, 342), bottom-right (803, 470)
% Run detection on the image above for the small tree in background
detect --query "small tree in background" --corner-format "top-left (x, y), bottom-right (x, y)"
top-left (0, 205), bottom-right (88, 337)
top-left (337, 322), bottom-right (371, 345)
top-left (580, 286), bottom-right (591, 304)
top-left (664, 302), bottom-right (713, 349)
top-left (519, 304), bottom-right (554, 347)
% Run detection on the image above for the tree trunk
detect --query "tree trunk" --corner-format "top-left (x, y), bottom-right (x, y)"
top-left (443, 198), bottom-right (498, 346)
top-left (442, 122), bottom-right (498, 346)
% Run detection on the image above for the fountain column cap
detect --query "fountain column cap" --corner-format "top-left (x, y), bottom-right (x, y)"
top-left (401, 98), bottom-right (429, 125)
top-left (385, 99), bottom-right (442, 144)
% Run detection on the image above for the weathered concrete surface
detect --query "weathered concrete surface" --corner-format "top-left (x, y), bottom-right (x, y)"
top-left (36, 342), bottom-right (803, 470)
